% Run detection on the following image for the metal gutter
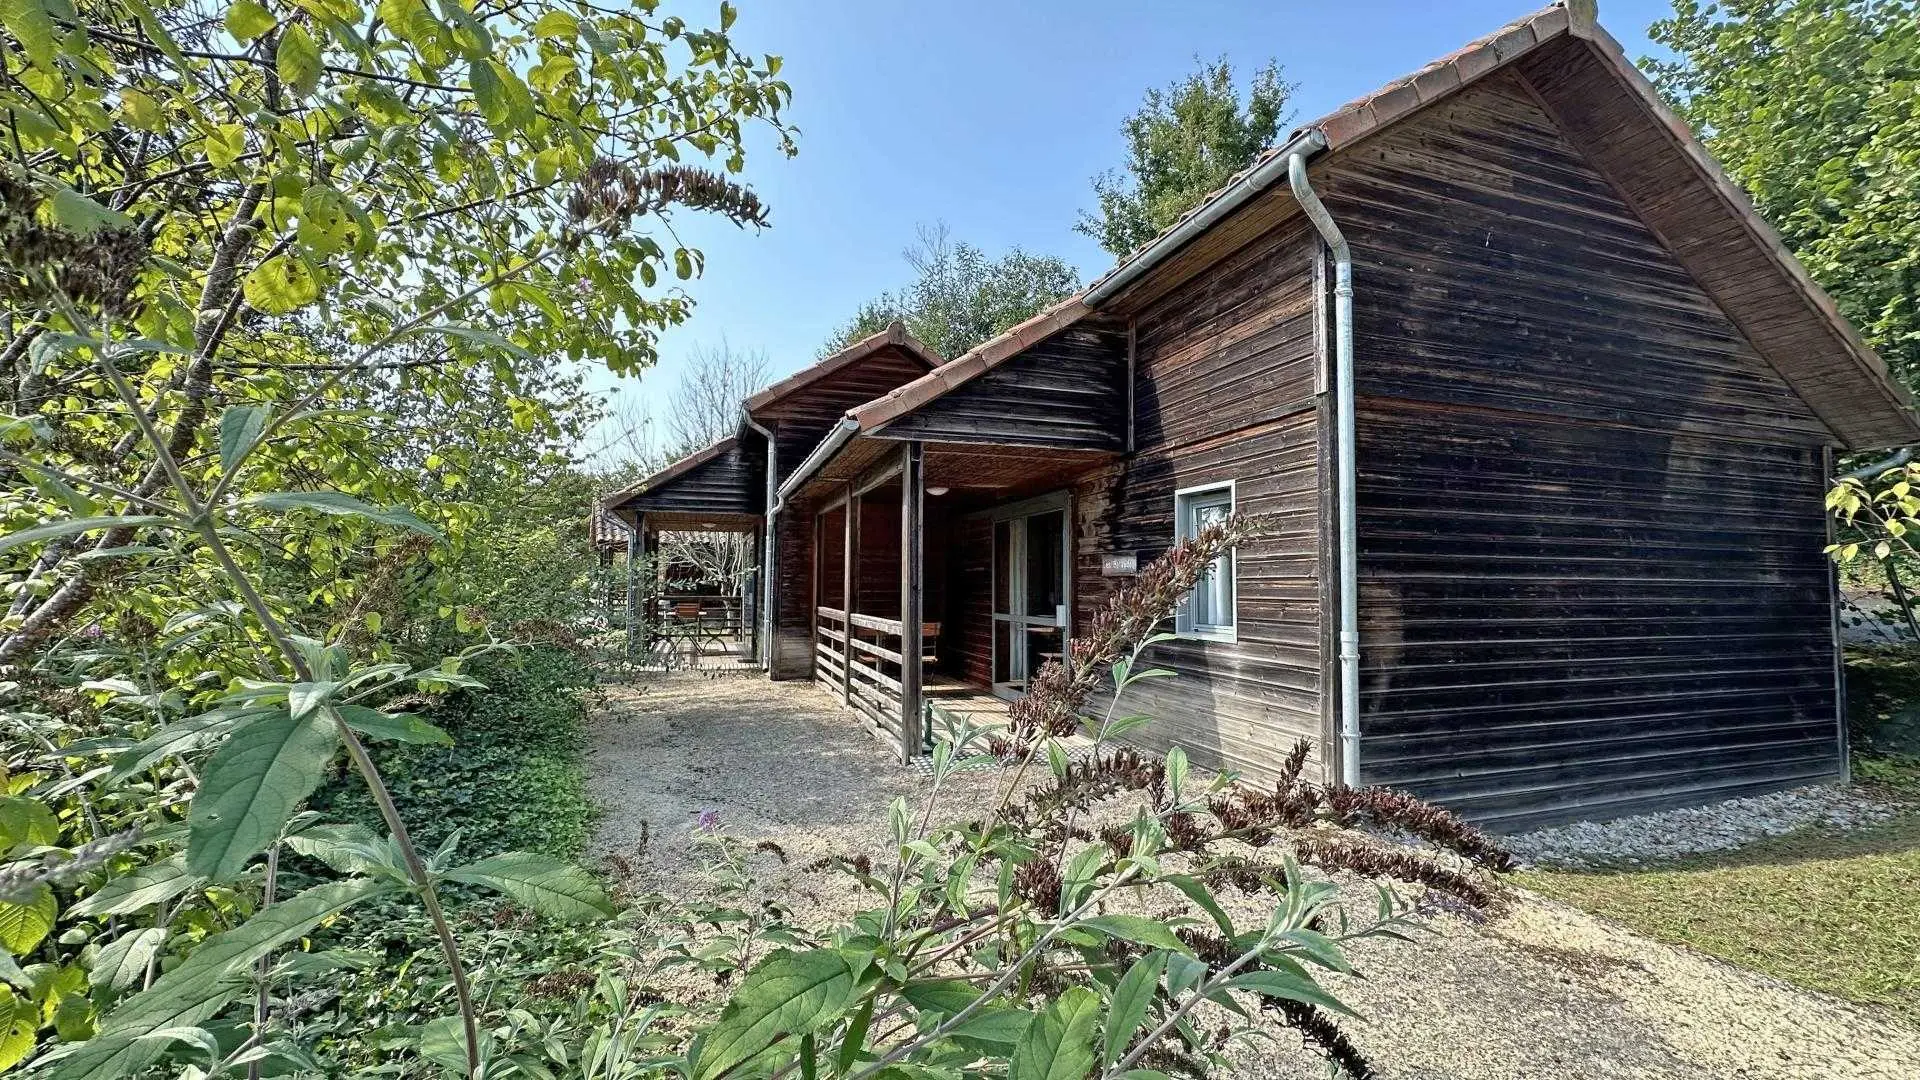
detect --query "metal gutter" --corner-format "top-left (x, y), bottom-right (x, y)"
top-left (1288, 149), bottom-right (1362, 790)
top-left (775, 416), bottom-right (861, 506)
top-left (1084, 129), bottom-right (1328, 308)
top-left (1840, 445), bottom-right (1915, 482)
top-left (742, 411), bottom-right (779, 671)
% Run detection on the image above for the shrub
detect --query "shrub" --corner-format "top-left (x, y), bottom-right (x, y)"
top-left (1845, 645), bottom-right (1920, 755)
top-left (312, 647), bottom-right (597, 860)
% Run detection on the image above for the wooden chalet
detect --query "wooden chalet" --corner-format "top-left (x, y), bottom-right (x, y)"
top-left (604, 1), bottom-right (1920, 830)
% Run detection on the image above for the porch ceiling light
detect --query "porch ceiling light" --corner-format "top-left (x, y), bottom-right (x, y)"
top-left (926, 486), bottom-right (950, 496)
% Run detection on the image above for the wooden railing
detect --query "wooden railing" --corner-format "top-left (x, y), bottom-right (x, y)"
top-left (815, 606), bottom-right (849, 688)
top-left (816, 606), bottom-right (938, 742)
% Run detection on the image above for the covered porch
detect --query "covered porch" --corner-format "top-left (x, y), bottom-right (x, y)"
top-left (769, 311), bottom-right (1131, 760)
top-left (787, 437), bottom-right (1119, 760)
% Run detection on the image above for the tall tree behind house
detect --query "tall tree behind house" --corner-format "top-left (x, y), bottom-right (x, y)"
top-left (821, 223), bottom-right (1080, 361)
top-left (1648, 0), bottom-right (1920, 393)
top-left (1078, 57), bottom-right (1295, 260)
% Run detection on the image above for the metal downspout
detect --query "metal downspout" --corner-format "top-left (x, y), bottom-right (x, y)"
top-left (743, 412), bottom-right (778, 672)
top-left (1288, 151), bottom-right (1361, 789)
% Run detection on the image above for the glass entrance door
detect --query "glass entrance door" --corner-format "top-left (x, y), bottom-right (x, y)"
top-left (992, 507), bottom-right (1068, 700)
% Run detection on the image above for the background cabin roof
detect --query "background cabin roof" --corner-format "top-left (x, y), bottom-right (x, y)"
top-left (743, 319), bottom-right (943, 421)
top-left (832, 0), bottom-right (1918, 452)
top-left (604, 435), bottom-right (740, 511)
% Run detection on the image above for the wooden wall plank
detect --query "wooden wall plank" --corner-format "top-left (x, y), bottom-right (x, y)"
top-left (1323, 71), bottom-right (1841, 830)
top-left (1074, 215), bottom-right (1328, 785)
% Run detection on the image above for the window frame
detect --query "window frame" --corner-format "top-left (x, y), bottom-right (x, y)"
top-left (1173, 479), bottom-right (1238, 643)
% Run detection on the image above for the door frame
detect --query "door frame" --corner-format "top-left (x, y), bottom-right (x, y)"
top-left (979, 491), bottom-right (1073, 701)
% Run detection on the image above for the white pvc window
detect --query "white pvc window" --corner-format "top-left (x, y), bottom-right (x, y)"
top-left (1174, 481), bottom-right (1236, 641)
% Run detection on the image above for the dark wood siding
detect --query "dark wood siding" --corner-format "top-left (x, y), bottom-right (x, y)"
top-left (624, 441), bottom-right (762, 516)
top-left (946, 515), bottom-right (993, 685)
top-left (1075, 215), bottom-right (1327, 785)
top-left (875, 328), bottom-right (1128, 450)
top-left (1323, 71), bottom-right (1841, 829)
top-left (770, 499), bottom-right (816, 679)
top-left (757, 344), bottom-right (933, 483)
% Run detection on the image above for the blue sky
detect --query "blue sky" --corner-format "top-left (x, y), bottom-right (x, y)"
top-left (580, 0), bottom-right (1679, 464)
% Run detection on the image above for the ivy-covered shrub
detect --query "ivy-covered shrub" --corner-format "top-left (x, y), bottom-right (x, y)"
top-left (1845, 645), bottom-right (1920, 756)
top-left (313, 647), bottom-right (597, 860)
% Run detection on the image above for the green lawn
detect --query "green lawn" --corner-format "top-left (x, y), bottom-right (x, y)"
top-left (1518, 768), bottom-right (1920, 1024)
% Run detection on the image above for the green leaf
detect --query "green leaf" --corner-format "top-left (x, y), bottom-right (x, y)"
top-left (470, 57), bottom-right (505, 124)
top-left (218, 404), bottom-right (270, 476)
top-left (1082, 915), bottom-right (1195, 956)
top-left (40, 878), bottom-right (388, 1080)
top-left (70, 857), bottom-right (200, 919)
top-left (0, 515), bottom-right (174, 556)
top-left (283, 823), bottom-right (386, 875)
top-left (1103, 951), bottom-right (1168, 1067)
top-left (1164, 875), bottom-right (1234, 937)
top-left (530, 9), bottom-right (576, 38)
top-left (297, 184), bottom-right (359, 255)
top-left (1220, 969), bottom-right (1359, 1018)
top-left (898, 979), bottom-right (979, 1018)
top-left (0, 795), bottom-right (60, 851)
top-left (0, 984), bottom-right (35, 1073)
top-left (420, 322), bottom-right (531, 357)
top-left (690, 949), bottom-right (855, 1080)
top-left (110, 708), bottom-right (257, 782)
top-left (185, 707), bottom-right (338, 880)
top-left (91, 927), bottom-right (168, 993)
top-left (276, 23), bottom-right (322, 97)
top-left (0, 884), bottom-right (56, 954)
top-left (287, 680), bottom-right (336, 721)
top-left (946, 1005), bottom-right (1038, 1049)
top-left (835, 994), bottom-right (873, 1076)
top-left (0, 0), bottom-right (58, 69)
top-left (1164, 953), bottom-right (1206, 999)
top-left (242, 254), bottom-right (320, 313)
top-left (224, 0), bottom-right (276, 40)
top-left (1009, 985), bottom-right (1100, 1080)
top-left (239, 490), bottom-right (439, 536)
top-left (337, 704), bottom-right (451, 745)
top-left (444, 852), bottom-right (616, 921)
top-left (416, 1014), bottom-right (479, 1073)
top-left (48, 186), bottom-right (137, 235)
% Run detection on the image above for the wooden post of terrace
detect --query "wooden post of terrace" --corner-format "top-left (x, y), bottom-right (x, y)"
top-left (842, 482), bottom-right (856, 708)
top-left (900, 441), bottom-right (925, 762)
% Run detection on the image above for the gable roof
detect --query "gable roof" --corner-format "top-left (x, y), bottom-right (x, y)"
top-left (744, 320), bottom-right (943, 416)
top-left (848, 297), bottom-right (1095, 432)
top-left (827, 0), bottom-right (1917, 452)
top-left (603, 435), bottom-right (739, 510)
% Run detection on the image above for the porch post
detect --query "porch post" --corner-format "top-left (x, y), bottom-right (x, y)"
top-left (640, 523), bottom-right (660, 651)
top-left (624, 515), bottom-right (640, 657)
top-left (899, 441), bottom-right (924, 762)
top-left (843, 482), bottom-right (857, 706)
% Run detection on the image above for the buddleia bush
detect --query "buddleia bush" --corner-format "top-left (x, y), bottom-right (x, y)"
top-left (650, 518), bottom-right (1512, 1080)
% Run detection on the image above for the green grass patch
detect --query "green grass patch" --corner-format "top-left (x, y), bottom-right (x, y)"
top-left (1519, 797), bottom-right (1920, 1023)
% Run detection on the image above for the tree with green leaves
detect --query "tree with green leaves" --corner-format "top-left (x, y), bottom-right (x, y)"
top-left (0, 0), bottom-right (790, 1073)
top-left (823, 223), bottom-right (1079, 361)
top-left (1077, 57), bottom-right (1293, 260)
top-left (1648, 0), bottom-right (1920, 392)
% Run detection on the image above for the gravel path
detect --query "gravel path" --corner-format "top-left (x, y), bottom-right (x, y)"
top-left (587, 673), bottom-right (1919, 1079)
